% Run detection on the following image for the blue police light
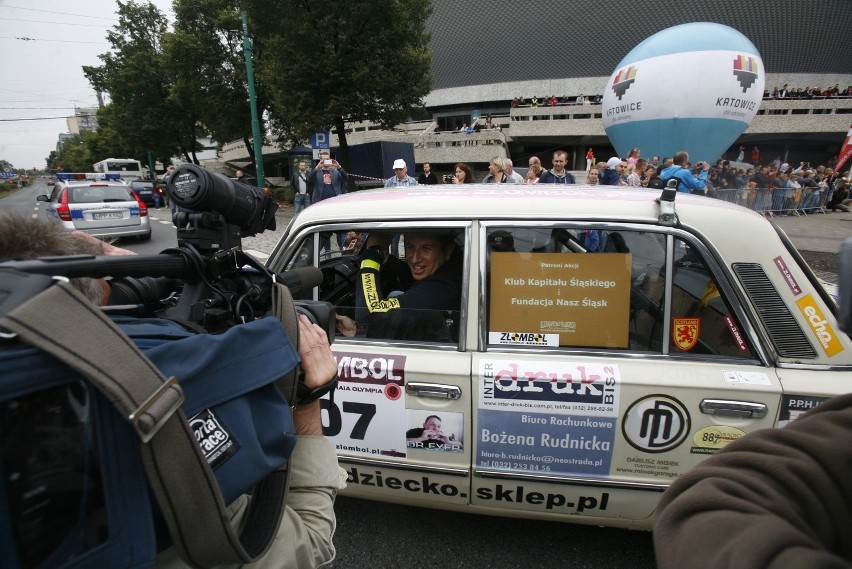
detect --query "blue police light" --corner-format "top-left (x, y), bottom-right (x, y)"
top-left (56, 173), bottom-right (123, 181)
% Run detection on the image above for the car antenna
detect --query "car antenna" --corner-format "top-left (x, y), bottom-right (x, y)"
top-left (656, 179), bottom-right (679, 227)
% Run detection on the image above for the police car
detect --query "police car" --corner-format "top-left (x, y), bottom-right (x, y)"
top-left (37, 173), bottom-right (151, 241)
top-left (266, 185), bottom-right (851, 529)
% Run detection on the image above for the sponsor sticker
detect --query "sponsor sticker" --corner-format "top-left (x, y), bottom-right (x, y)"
top-left (795, 295), bottom-right (843, 357)
top-left (672, 317), bottom-right (700, 351)
top-left (723, 370), bottom-right (771, 385)
top-left (323, 352), bottom-right (407, 457)
top-left (773, 256), bottom-right (802, 295)
top-left (477, 360), bottom-right (619, 476)
top-left (724, 315), bottom-right (749, 351)
top-left (690, 425), bottom-right (746, 455)
top-left (406, 410), bottom-right (464, 453)
top-left (776, 394), bottom-right (830, 428)
top-left (622, 395), bottom-right (690, 453)
top-left (488, 331), bottom-right (559, 346)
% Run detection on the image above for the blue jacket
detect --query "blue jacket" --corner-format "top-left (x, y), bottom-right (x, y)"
top-left (660, 165), bottom-right (709, 194)
top-left (384, 175), bottom-right (418, 187)
top-left (599, 168), bottom-right (621, 186)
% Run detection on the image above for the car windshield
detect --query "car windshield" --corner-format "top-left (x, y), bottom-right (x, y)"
top-left (68, 186), bottom-right (134, 203)
top-left (131, 182), bottom-right (153, 190)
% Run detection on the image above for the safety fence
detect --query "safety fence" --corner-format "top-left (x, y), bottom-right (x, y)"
top-left (712, 186), bottom-right (832, 216)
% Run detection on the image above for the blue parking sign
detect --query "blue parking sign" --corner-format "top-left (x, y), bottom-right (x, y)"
top-left (311, 131), bottom-right (330, 150)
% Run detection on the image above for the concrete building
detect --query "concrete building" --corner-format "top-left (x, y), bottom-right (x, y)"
top-left (66, 107), bottom-right (99, 135)
top-left (220, 0), bottom-right (852, 179)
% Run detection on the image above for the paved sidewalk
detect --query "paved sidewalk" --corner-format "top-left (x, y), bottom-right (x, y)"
top-left (770, 209), bottom-right (852, 254)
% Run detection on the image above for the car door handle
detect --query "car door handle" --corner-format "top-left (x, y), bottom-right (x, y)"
top-left (405, 382), bottom-right (462, 400)
top-left (699, 399), bottom-right (768, 418)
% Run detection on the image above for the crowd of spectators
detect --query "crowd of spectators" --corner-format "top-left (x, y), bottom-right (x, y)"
top-left (404, 139), bottom-right (851, 213)
top-left (572, 147), bottom-right (851, 213)
top-left (763, 83), bottom-right (852, 99)
top-left (506, 86), bottom-right (851, 106)
top-left (511, 94), bottom-right (603, 108)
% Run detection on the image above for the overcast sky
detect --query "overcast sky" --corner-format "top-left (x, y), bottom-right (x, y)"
top-left (0, 0), bottom-right (173, 169)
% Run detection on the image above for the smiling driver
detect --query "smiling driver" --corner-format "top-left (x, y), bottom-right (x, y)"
top-left (336, 231), bottom-right (462, 341)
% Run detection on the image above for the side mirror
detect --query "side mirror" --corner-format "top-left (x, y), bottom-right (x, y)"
top-left (36, 195), bottom-right (48, 202)
top-left (839, 237), bottom-right (852, 334)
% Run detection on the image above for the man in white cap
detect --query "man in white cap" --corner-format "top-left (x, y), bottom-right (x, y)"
top-left (385, 159), bottom-right (418, 187)
top-left (384, 159), bottom-right (418, 257)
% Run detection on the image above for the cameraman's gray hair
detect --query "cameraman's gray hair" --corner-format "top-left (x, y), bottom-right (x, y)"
top-left (0, 213), bottom-right (108, 304)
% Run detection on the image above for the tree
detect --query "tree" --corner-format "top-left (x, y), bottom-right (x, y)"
top-left (83, 0), bottom-right (183, 167)
top-left (47, 132), bottom-right (101, 172)
top-left (248, 0), bottom-right (433, 169)
top-left (165, 0), bottom-right (262, 168)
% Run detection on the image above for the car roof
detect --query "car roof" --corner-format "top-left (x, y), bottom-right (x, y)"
top-left (298, 184), bottom-right (750, 217)
top-left (295, 185), bottom-right (754, 223)
top-left (290, 184), bottom-right (783, 264)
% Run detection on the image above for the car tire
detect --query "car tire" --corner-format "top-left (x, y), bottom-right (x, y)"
top-left (139, 232), bottom-right (152, 242)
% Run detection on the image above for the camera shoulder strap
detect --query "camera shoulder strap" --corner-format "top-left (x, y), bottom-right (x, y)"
top-left (0, 281), bottom-right (288, 568)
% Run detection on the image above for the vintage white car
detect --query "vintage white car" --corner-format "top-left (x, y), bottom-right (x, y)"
top-left (267, 185), bottom-right (852, 529)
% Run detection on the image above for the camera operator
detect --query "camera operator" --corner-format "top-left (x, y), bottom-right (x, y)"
top-left (0, 214), bottom-right (343, 568)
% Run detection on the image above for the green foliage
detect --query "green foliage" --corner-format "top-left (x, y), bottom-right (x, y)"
top-left (71, 0), bottom-right (433, 175)
top-left (248, 0), bottom-right (433, 159)
top-left (47, 132), bottom-right (101, 172)
top-left (269, 184), bottom-right (293, 205)
top-left (166, 0), bottom-right (259, 150)
top-left (83, 0), bottom-right (182, 166)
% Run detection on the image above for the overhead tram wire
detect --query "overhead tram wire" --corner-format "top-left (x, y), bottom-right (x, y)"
top-left (0, 5), bottom-right (117, 22)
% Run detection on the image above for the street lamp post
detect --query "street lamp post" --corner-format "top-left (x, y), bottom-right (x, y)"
top-left (241, 10), bottom-right (265, 188)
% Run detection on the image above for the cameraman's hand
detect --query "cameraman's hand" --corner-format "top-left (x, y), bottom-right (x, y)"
top-left (298, 314), bottom-right (336, 390)
top-left (293, 314), bottom-right (336, 436)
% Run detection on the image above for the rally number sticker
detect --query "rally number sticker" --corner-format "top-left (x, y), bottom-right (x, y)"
top-left (321, 352), bottom-right (407, 457)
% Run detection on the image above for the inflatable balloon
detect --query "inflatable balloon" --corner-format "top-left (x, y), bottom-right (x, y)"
top-left (602, 23), bottom-right (765, 164)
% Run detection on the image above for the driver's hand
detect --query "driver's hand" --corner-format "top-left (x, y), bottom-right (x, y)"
top-left (335, 314), bottom-right (357, 337)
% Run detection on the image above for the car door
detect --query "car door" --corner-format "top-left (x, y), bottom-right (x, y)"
top-left (272, 221), bottom-right (475, 509)
top-left (732, 246), bottom-right (852, 424)
top-left (472, 222), bottom-right (782, 528)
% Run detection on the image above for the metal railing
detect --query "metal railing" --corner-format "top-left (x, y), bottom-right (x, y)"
top-left (712, 186), bottom-right (832, 216)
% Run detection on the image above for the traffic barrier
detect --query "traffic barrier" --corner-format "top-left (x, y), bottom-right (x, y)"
top-left (711, 186), bottom-right (830, 216)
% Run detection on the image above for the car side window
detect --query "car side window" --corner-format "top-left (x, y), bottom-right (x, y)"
top-left (486, 227), bottom-right (665, 351)
top-left (669, 239), bottom-right (755, 357)
top-left (280, 228), bottom-right (463, 345)
top-left (485, 227), bottom-right (755, 359)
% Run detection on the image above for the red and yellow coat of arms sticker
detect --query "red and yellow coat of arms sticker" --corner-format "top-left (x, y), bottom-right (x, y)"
top-left (673, 318), bottom-right (700, 351)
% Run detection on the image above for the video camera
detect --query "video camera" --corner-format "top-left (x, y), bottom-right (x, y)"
top-left (0, 164), bottom-right (335, 337)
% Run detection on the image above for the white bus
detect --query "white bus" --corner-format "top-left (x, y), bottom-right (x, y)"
top-left (92, 158), bottom-right (147, 181)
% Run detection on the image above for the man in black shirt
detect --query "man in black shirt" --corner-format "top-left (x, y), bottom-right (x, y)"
top-left (417, 162), bottom-right (438, 185)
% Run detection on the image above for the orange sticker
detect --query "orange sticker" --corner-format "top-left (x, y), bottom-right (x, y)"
top-left (672, 318), bottom-right (700, 351)
top-left (796, 295), bottom-right (844, 357)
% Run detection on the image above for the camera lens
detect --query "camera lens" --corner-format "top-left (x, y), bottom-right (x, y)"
top-left (167, 164), bottom-right (277, 236)
top-left (109, 276), bottom-right (176, 311)
top-left (294, 301), bottom-right (337, 345)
